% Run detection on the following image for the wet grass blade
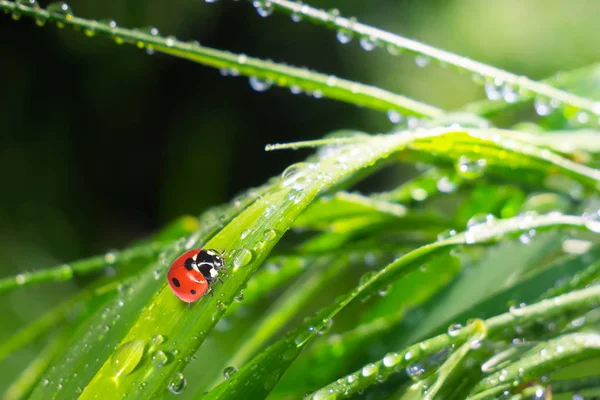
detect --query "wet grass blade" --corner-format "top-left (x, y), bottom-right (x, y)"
top-left (205, 214), bottom-right (599, 399)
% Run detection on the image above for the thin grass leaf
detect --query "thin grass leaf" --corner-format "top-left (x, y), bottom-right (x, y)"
top-left (307, 284), bottom-right (600, 399)
top-left (0, 1), bottom-right (440, 119)
top-left (205, 255), bottom-right (347, 393)
top-left (27, 187), bottom-right (270, 399)
top-left (273, 253), bottom-right (461, 397)
top-left (206, 213), bottom-right (599, 399)
top-left (76, 129), bottom-right (419, 399)
top-left (469, 333), bottom-right (600, 398)
top-left (463, 63), bottom-right (600, 118)
top-left (3, 330), bottom-right (69, 400)
top-left (259, 0), bottom-right (600, 121)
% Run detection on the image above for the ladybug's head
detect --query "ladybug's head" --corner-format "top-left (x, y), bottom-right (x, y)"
top-left (196, 249), bottom-right (225, 284)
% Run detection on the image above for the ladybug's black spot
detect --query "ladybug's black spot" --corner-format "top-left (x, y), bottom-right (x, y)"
top-left (184, 258), bottom-right (195, 271)
top-left (190, 289), bottom-right (197, 295)
top-left (171, 277), bottom-right (181, 287)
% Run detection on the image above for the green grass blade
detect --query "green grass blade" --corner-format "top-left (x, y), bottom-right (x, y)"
top-left (77, 129), bottom-right (420, 399)
top-left (205, 213), bottom-right (599, 399)
top-left (0, 0), bottom-right (440, 119)
top-left (307, 285), bottom-right (600, 399)
top-left (27, 187), bottom-right (270, 399)
top-left (469, 333), bottom-right (600, 398)
top-left (261, 0), bottom-right (600, 120)
top-left (3, 330), bottom-right (69, 400)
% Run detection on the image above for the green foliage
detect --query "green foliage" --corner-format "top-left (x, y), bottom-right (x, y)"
top-left (1, 1), bottom-right (600, 399)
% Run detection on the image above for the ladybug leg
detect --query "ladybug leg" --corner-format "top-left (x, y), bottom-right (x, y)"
top-left (218, 277), bottom-right (225, 284)
top-left (208, 286), bottom-right (214, 297)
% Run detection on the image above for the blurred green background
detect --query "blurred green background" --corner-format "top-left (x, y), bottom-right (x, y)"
top-left (1, 0), bottom-right (599, 389)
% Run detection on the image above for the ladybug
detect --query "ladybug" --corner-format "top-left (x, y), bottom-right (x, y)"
top-left (167, 249), bottom-right (225, 303)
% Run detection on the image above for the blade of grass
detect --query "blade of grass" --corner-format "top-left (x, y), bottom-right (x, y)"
top-left (27, 185), bottom-right (272, 399)
top-left (0, 0), bottom-right (441, 119)
top-left (205, 213), bottom-right (600, 399)
top-left (3, 329), bottom-right (70, 400)
top-left (260, 0), bottom-right (600, 120)
top-left (273, 253), bottom-right (461, 397)
top-left (307, 285), bottom-right (600, 399)
top-left (469, 333), bottom-right (600, 398)
top-left (78, 128), bottom-right (425, 399)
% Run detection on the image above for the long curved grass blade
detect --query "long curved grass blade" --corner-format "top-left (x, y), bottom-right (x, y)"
top-left (469, 333), bottom-right (600, 398)
top-left (201, 255), bottom-right (348, 394)
top-left (27, 188), bottom-right (271, 399)
top-left (3, 330), bottom-right (69, 400)
top-left (77, 129), bottom-right (422, 399)
top-left (463, 62), bottom-right (600, 117)
top-left (273, 253), bottom-right (461, 397)
top-left (0, 279), bottom-right (122, 363)
top-left (268, 128), bottom-right (600, 188)
top-left (307, 284), bottom-right (600, 399)
top-left (260, 0), bottom-right (600, 121)
top-left (205, 213), bottom-right (599, 399)
top-left (0, 242), bottom-right (166, 295)
top-left (0, 1), bottom-right (440, 119)
top-left (0, 215), bottom-right (198, 295)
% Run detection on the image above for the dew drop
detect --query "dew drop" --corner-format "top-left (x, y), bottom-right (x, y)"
top-left (151, 334), bottom-right (164, 346)
top-left (361, 363), bottom-right (377, 377)
top-left (484, 81), bottom-right (501, 101)
top-left (234, 292), bottom-right (244, 303)
top-left (405, 364), bottom-right (426, 381)
top-left (534, 97), bottom-right (552, 116)
top-left (456, 156), bottom-right (486, 180)
top-left (111, 340), bottom-right (145, 377)
top-left (151, 350), bottom-right (168, 367)
top-left (415, 56), bottom-right (430, 68)
top-left (281, 162), bottom-right (313, 189)
top-left (263, 229), bottom-right (278, 242)
top-left (318, 319), bottom-right (333, 335)
top-left (47, 2), bottom-right (73, 18)
top-left (387, 110), bottom-right (402, 124)
top-left (291, 11), bottom-right (301, 22)
top-left (223, 366), bottom-right (237, 379)
top-left (249, 76), bottom-right (272, 92)
top-left (583, 209), bottom-right (600, 233)
top-left (240, 229), bottom-right (253, 240)
top-left (232, 248), bottom-right (253, 270)
top-left (253, 0), bottom-right (273, 17)
top-left (105, 251), bottom-right (117, 265)
top-left (336, 28), bottom-right (353, 44)
top-left (436, 176), bottom-right (457, 193)
top-left (168, 372), bottom-right (186, 394)
top-left (290, 85), bottom-right (302, 95)
top-left (359, 36), bottom-right (375, 51)
top-left (437, 229), bottom-right (457, 241)
top-left (447, 323), bottom-right (462, 337)
top-left (382, 352), bottom-right (400, 367)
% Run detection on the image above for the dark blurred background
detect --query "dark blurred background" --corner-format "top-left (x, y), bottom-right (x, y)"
top-left (0, 0), bottom-right (599, 342)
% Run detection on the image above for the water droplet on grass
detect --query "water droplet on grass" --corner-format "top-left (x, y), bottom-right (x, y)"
top-left (232, 249), bottom-right (253, 270)
top-left (253, 0), bottom-right (273, 17)
top-left (168, 372), bottom-right (186, 394)
top-left (447, 323), bottom-right (462, 337)
top-left (359, 36), bottom-right (375, 51)
top-left (223, 366), bottom-right (237, 379)
top-left (456, 156), bottom-right (486, 179)
top-left (249, 76), bottom-right (272, 92)
top-left (151, 350), bottom-right (168, 367)
top-left (361, 363), bottom-right (377, 377)
top-left (151, 334), bottom-right (164, 346)
top-left (387, 110), bottom-right (402, 124)
top-left (111, 340), bottom-right (145, 377)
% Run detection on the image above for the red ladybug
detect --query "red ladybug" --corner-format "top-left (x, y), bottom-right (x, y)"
top-left (167, 249), bottom-right (225, 303)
